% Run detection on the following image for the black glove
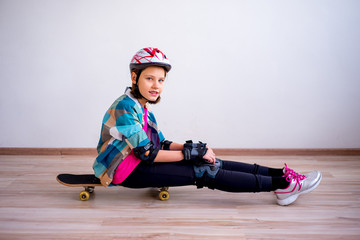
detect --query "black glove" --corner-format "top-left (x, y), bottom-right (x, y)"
top-left (182, 140), bottom-right (208, 164)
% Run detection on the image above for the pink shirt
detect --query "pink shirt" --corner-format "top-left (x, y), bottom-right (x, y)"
top-left (112, 108), bottom-right (148, 184)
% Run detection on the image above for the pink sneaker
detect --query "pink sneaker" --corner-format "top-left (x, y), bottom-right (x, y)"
top-left (274, 164), bottom-right (322, 206)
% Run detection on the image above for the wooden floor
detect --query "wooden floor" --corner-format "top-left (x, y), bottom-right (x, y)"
top-left (0, 154), bottom-right (359, 239)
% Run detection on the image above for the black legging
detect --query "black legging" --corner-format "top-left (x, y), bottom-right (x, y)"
top-left (121, 159), bottom-right (273, 193)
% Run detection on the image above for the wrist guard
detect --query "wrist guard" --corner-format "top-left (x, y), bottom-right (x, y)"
top-left (182, 140), bottom-right (208, 163)
top-left (133, 141), bottom-right (159, 164)
top-left (161, 140), bottom-right (173, 150)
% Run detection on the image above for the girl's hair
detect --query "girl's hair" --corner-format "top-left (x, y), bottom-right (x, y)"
top-left (130, 67), bottom-right (167, 105)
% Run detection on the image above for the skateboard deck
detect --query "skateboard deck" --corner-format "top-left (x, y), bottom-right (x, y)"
top-left (56, 173), bottom-right (170, 201)
top-left (57, 174), bottom-right (102, 187)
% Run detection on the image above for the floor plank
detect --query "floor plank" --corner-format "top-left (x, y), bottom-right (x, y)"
top-left (0, 155), bottom-right (359, 239)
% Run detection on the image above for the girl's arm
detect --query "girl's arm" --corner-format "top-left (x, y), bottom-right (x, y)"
top-left (168, 142), bottom-right (183, 151)
top-left (149, 141), bottom-right (183, 163)
top-left (154, 143), bottom-right (216, 164)
top-left (154, 150), bottom-right (184, 162)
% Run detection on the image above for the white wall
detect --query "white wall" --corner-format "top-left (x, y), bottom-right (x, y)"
top-left (1, 0), bottom-right (359, 148)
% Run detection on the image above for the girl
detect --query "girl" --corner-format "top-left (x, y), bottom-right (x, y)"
top-left (93, 47), bottom-right (322, 206)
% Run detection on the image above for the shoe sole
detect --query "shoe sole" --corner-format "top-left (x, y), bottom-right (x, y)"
top-left (277, 172), bottom-right (322, 206)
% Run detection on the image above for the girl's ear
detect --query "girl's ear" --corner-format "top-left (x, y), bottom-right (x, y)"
top-left (131, 72), bottom-right (137, 84)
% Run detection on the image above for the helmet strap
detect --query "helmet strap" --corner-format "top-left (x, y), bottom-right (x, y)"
top-left (135, 69), bottom-right (142, 85)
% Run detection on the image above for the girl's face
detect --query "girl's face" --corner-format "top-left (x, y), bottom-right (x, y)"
top-left (132, 66), bottom-right (166, 106)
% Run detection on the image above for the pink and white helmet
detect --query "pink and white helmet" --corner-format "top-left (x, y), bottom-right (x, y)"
top-left (130, 47), bottom-right (171, 72)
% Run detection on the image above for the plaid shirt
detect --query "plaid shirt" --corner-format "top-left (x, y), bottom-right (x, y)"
top-left (93, 88), bottom-right (165, 186)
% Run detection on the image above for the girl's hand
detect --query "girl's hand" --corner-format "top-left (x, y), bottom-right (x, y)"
top-left (203, 147), bottom-right (216, 165)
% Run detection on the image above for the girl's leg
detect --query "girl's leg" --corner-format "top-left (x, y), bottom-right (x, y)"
top-left (121, 160), bottom-right (321, 206)
top-left (195, 159), bottom-right (287, 192)
top-left (220, 159), bottom-right (284, 177)
top-left (191, 160), bottom-right (280, 192)
top-left (121, 161), bottom-right (195, 188)
top-left (122, 161), bottom-right (274, 193)
top-left (205, 168), bottom-right (274, 192)
top-left (121, 160), bottom-right (287, 193)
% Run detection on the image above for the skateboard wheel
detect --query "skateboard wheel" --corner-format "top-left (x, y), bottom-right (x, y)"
top-left (159, 190), bottom-right (169, 201)
top-left (79, 191), bottom-right (90, 201)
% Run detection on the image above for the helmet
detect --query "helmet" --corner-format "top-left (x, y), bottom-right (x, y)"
top-left (130, 47), bottom-right (171, 72)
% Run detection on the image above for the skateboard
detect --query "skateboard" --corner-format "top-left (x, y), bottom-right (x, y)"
top-left (56, 174), bottom-right (170, 201)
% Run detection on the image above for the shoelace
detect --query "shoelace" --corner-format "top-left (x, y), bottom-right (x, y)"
top-left (283, 163), bottom-right (306, 184)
